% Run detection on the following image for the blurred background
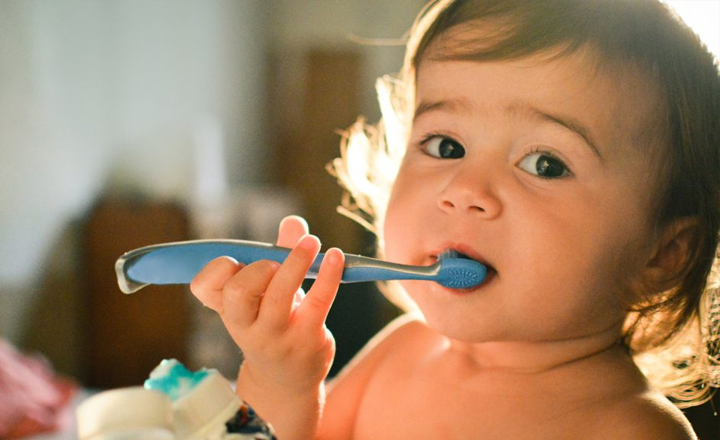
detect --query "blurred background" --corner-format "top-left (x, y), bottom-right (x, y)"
top-left (0, 0), bottom-right (718, 436)
top-left (0, 0), bottom-right (424, 388)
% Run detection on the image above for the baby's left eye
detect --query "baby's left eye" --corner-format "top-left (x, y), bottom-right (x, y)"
top-left (517, 151), bottom-right (571, 179)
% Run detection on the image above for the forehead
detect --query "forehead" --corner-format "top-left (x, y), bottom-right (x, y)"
top-left (414, 49), bottom-right (667, 161)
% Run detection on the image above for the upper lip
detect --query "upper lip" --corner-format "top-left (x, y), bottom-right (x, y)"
top-left (430, 242), bottom-right (492, 268)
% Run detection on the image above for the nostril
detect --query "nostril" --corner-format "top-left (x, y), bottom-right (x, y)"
top-left (440, 200), bottom-right (455, 210)
top-left (439, 199), bottom-right (486, 213)
top-left (438, 186), bottom-right (500, 218)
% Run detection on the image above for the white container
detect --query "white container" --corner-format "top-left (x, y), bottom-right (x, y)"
top-left (76, 387), bottom-right (175, 440)
top-left (172, 372), bottom-right (240, 440)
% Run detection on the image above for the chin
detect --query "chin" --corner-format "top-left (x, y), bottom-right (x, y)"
top-left (418, 310), bottom-right (490, 343)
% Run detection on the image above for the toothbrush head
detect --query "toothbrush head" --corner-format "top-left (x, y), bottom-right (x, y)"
top-left (436, 257), bottom-right (487, 289)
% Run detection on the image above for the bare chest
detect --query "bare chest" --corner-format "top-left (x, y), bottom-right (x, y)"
top-left (352, 363), bottom-right (598, 440)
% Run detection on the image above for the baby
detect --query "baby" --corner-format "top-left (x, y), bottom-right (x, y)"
top-left (191, 0), bottom-right (720, 438)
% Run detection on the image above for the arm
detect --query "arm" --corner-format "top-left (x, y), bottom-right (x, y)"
top-left (190, 216), bottom-right (343, 440)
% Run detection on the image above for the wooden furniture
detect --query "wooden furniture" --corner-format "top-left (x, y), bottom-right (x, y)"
top-left (83, 197), bottom-right (191, 388)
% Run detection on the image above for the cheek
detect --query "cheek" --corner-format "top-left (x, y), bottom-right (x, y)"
top-left (382, 168), bottom-right (431, 263)
top-left (580, 181), bottom-right (658, 292)
top-left (553, 210), bottom-right (650, 300)
top-left (383, 181), bottom-right (414, 262)
top-left (505, 227), bottom-right (634, 336)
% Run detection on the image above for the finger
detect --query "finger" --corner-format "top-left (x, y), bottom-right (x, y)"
top-left (221, 259), bottom-right (281, 331)
top-left (298, 247), bottom-right (344, 329)
top-left (258, 234), bottom-right (321, 330)
top-left (276, 215), bottom-right (310, 248)
top-left (190, 257), bottom-right (242, 312)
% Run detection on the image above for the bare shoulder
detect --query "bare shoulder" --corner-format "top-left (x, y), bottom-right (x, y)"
top-left (328, 311), bottom-right (428, 388)
top-left (318, 312), bottom-right (428, 439)
top-left (364, 310), bottom-right (431, 351)
top-left (587, 391), bottom-right (697, 440)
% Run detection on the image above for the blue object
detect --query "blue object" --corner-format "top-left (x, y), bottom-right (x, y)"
top-left (144, 359), bottom-right (209, 401)
top-left (115, 239), bottom-right (487, 293)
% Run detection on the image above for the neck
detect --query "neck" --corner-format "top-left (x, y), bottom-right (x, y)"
top-left (445, 323), bottom-right (627, 375)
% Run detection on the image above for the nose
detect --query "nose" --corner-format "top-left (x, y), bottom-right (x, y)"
top-left (437, 168), bottom-right (502, 219)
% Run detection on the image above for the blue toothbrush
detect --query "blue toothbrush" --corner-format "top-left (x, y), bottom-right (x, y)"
top-left (115, 239), bottom-right (487, 294)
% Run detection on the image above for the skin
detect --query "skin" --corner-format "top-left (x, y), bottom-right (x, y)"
top-left (191, 51), bottom-right (698, 439)
top-left (191, 217), bottom-right (345, 440)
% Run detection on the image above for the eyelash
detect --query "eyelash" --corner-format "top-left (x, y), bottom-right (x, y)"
top-left (418, 133), bottom-right (448, 149)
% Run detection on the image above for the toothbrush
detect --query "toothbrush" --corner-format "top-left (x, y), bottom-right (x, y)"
top-left (115, 239), bottom-right (487, 294)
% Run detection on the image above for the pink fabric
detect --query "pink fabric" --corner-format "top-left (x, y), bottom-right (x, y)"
top-left (0, 339), bottom-right (76, 438)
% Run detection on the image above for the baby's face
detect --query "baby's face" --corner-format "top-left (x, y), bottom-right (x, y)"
top-left (383, 50), bottom-right (667, 344)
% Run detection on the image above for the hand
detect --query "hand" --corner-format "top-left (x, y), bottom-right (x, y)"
top-left (190, 215), bottom-right (344, 439)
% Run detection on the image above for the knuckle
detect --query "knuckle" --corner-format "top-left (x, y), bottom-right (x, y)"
top-left (245, 339), bottom-right (287, 361)
top-left (304, 291), bottom-right (329, 311)
top-left (222, 277), bottom-right (255, 306)
top-left (189, 277), bottom-right (205, 295)
top-left (309, 280), bottom-right (337, 304)
top-left (210, 255), bottom-right (240, 272)
top-left (255, 259), bottom-right (281, 275)
top-left (221, 260), bottom-right (277, 305)
top-left (190, 280), bottom-right (215, 307)
top-left (191, 257), bottom-right (240, 292)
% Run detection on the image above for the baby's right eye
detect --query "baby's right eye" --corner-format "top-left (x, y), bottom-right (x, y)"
top-left (422, 136), bottom-right (465, 159)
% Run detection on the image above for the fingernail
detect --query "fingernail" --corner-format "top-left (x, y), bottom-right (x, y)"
top-left (326, 248), bottom-right (341, 265)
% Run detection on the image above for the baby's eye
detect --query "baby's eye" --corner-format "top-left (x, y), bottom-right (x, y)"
top-left (422, 136), bottom-right (465, 159)
top-left (517, 151), bottom-right (571, 179)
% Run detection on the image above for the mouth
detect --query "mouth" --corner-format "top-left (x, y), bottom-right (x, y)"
top-left (435, 248), bottom-right (497, 284)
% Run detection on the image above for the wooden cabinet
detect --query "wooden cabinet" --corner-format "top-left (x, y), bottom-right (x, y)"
top-left (83, 197), bottom-right (191, 388)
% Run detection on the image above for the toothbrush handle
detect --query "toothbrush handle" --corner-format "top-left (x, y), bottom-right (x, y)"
top-left (341, 255), bottom-right (436, 283)
top-left (121, 241), bottom-right (317, 285)
top-left (117, 240), bottom-right (431, 293)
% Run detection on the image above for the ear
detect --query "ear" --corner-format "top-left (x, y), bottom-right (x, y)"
top-left (642, 217), bottom-right (699, 291)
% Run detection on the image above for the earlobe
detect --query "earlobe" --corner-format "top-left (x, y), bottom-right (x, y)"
top-left (643, 217), bottom-right (699, 291)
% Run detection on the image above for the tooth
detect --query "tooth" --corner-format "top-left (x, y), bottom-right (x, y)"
top-left (439, 249), bottom-right (460, 259)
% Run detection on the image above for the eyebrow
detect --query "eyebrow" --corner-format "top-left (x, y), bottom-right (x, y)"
top-left (414, 98), bottom-right (472, 121)
top-left (414, 98), bottom-right (602, 159)
top-left (523, 106), bottom-right (602, 159)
